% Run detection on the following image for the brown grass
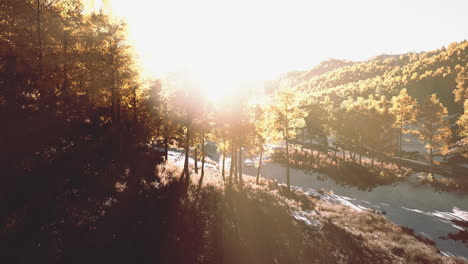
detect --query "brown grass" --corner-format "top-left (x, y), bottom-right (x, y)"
top-left (272, 149), bottom-right (411, 191)
top-left (162, 165), bottom-right (466, 264)
top-left (2, 160), bottom-right (465, 264)
top-left (417, 172), bottom-right (468, 192)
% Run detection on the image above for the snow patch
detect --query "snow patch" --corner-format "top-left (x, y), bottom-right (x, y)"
top-left (292, 211), bottom-right (322, 227)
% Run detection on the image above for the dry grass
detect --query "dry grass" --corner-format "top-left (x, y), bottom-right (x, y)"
top-left (272, 149), bottom-right (411, 191)
top-left (2, 159), bottom-right (465, 264)
top-left (417, 172), bottom-right (468, 192)
top-left (157, 164), bottom-right (466, 264)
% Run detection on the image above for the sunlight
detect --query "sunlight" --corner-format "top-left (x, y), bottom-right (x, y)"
top-left (96, 0), bottom-right (332, 81)
top-left (3, 0), bottom-right (468, 262)
top-left (203, 85), bottom-right (227, 103)
top-left (198, 69), bottom-right (237, 104)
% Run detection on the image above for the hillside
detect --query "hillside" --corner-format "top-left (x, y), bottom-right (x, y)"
top-left (266, 59), bottom-right (356, 94)
top-left (299, 58), bottom-right (356, 81)
top-left (293, 41), bottom-right (468, 115)
top-left (4, 160), bottom-right (465, 264)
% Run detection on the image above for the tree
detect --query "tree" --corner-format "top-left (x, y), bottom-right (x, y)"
top-left (270, 85), bottom-right (306, 190)
top-left (390, 88), bottom-right (417, 165)
top-left (366, 96), bottom-right (397, 167)
top-left (170, 70), bottom-right (196, 183)
top-left (453, 65), bottom-right (467, 104)
top-left (303, 96), bottom-right (330, 165)
top-left (328, 100), bottom-right (348, 162)
top-left (452, 100), bottom-right (468, 158)
top-left (144, 79), bottom-right (180, 161)
top-left (211, 105), bottom-right (232, 181)
top-left (414, 94), bottom-right (452, 173)
top-left (341, 97), bottom-right (369, 164)
top-left (196, 99), bottom-right (214, 188)
top-left (0, 2), bottom-right (156, 250)
top-left (249, 104), bottom-right (280, 184)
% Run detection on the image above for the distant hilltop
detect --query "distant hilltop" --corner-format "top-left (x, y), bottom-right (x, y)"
top-left (367, 54), bottom-right (402, 62)
top-left (266, 41), bottom-right (467, 115)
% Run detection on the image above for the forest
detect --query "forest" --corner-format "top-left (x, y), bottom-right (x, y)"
top-left (1, 1), bottom-right (468, 263)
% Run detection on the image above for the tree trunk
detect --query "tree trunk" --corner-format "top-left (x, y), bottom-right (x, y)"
top-left (309, 132), bottom-right (313, 152)
top-left (302, 128), bottom-right (305, 151)
top-left (183, 125), bottom-right (190, 182)
top-left (164, 137), bottom-right (168, 161)
top-left (222, 146), bottom-right (226, 181)
top-left (233, 148), bottom-right (238, 182)
top-left (198, 134), bottom-right (206, 188)
top-left (194, 147), bottom-right (198, 174)
top-left (132, 84), bottom-right (138, 127)
top-left (317, 150), bottom-right (320, 166)
top-left (238, 144), bottom-right (243, 184)
top-left (398, 125), bottom-right (403, 168)
top-left (201, 133), bottom-right (205, 178)
top-left (310, 149), bottom-right (314, 165)
top-left (359, 137), bottom-right (362, 166)
top-left (229, 143), bottom-right (234, 186)
top-left (429, 146), bottom-right (433, 175)
top-left (381, 153), bottom-right (384, 171)
top-left (36, 0), bottom-right (43, 78)
top-left (62, 37), bottom-right (69, 96)
top-left (323, 135), bottom-right (328, 163)
top-left (109, 35), bottom-right (121, 158)
top-left (256, 147), bottom-right (263, 184)
top-left (286, 138), bottom-right (290, 190)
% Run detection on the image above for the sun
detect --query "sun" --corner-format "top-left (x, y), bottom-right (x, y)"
top-left (200, 72), bottom-right (236, 104)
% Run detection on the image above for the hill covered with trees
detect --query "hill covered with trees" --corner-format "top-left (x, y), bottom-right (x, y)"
top-left (285, 41), bottom-right (467, 149)
top-left (289, 41), bottom-right (467, 115)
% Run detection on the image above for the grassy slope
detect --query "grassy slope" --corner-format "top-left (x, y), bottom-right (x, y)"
top-left (144, 164), bottom-right (466, 264)
top-left (2, 159), bottom-right (466, 264)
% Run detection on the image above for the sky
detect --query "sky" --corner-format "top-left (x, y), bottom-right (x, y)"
top-left (102, 0), bottom-right (467, 82)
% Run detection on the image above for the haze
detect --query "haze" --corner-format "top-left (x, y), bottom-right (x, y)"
top-left (102, 0), bottom-right (467, 81)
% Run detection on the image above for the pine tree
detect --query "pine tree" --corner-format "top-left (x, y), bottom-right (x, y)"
top-left (250, 104), bottom-right (280, 184)
top-left (454, 66), bottom-right (467, 104)
top-left (270, 85), bottom-right (306, 190)
top-left (414, 94), bottom-right (452, 174)
top-left (390, 88), bottom-right (417, 164)
top-left (303, 96), bottom-right (330, 165)
top-left (453, 100), bottom-right (468, 158)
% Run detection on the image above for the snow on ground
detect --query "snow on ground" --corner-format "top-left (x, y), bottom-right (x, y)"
top-left (291, 211), bottom-right (322, 227)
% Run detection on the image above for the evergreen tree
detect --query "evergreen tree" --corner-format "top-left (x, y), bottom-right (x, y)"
top-left (390, 88), bottom-right (417, 164)
top-left (250, 103), bottom-right (280, 184)
top-left (414, 94), bottom-right (452, 173)
top-left (270, 85), bottom-right (306, 190)
top-left (452, 100), bottom-right (468, 158)
top-left (454, 65), bottom-right (467, 104)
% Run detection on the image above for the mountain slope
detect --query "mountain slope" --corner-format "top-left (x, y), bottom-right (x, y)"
top-left (295, 41), bottom-right (468, 114)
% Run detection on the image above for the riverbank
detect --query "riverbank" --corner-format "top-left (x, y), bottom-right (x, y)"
top-left (272, 148), bottom-right (412, 191)
top-left (272, 146), bottom-right (468, 192)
